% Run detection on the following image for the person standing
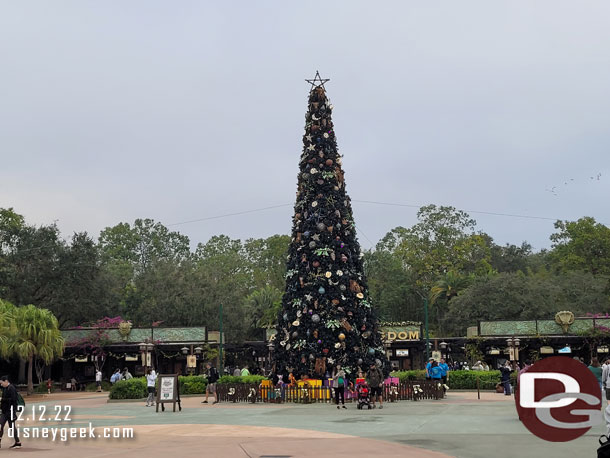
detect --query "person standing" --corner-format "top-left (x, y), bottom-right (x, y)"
top-left (46, 378), bottom-right (52, 394)
top-left (110, 368), bottom-right (121, 384)
top-left (603, 359), bottom-right (610, 406)
top-left (233, 367), bottom-right (241, 377)
top-left (240, 366), bottom-right (250, 377)
top-left (122, 367), bottom-right (133, 381)
top-left (0, 376), bottom-right (21, 449)
top-left (499, 361), bottom-right (512, 396)
top-left (95, 369), bottom-right (102, 392)
top-left (589, 357), bottom-right (603, 397)
top-left (366, 363), bottom-right (384, 409)
top-left (145, 369), bottom-right (157, 407)
top-left (429, 361), bottom-right (443, 387)
top-left (332, 365), bottom-right (347, 409)
top-left (439, 358), bottom-right (450, 392)
top-left (202, 362), bottom-right (219, 404)
top-left (425, 358), bottom-right (434, 379)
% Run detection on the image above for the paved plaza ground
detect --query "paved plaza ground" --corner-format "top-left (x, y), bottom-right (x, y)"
top-left (4, 391), bottom-right (605, 457)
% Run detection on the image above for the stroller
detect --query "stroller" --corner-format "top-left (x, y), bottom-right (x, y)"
top-left (356, 382), bottom-right (372, 410)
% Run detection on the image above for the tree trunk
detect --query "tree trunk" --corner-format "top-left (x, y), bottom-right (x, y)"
top-left (18, 358), bottom-right (26, 384)
top-left (27, 355), bottom-right (34, 395)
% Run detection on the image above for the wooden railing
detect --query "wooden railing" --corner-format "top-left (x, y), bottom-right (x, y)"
top-left (215, 380), bottom-right (444, 404)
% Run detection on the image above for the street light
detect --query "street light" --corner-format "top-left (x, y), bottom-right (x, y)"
top-left (139, 341), bottom-right (155, 372)
top-left (439, 341), bottom-right (448, 360)
top-left (506, 337), bottom-right (521, 369)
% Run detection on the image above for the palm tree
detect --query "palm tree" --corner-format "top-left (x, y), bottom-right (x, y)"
top-left (0, 299), bottom-right (17, 358)
top-left (429, 271), bottom-right (472, 304)
top-left (429, 271), bottom-right (473, 335)
top-left (245, 285), bottom-right (283, 329)
top-left (10, 305), bottom-right (64, 394)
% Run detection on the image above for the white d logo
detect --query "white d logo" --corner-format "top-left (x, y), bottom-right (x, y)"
top-left (520, 372), bottom-right (580, 408)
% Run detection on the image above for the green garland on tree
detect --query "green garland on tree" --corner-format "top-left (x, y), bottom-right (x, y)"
top-left (272, 76), bottom-right (389, 378)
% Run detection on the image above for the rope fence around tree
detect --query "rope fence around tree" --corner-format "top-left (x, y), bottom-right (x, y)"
top-left (215, 380), bottom-right (443, 403)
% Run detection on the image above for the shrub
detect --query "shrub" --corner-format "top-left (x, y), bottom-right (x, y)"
top-left (217, 375), bottom-right (267, 385)
top-left (179, 375), bottom-right (207, 395)
top-left (109, 377), bottom-right (147, 399)
top-left (34, 384), bottom-right (50, 394)
top-left (446, 370), bottom-right (517, 389)
top-left (390, 369), bottom-right (517, 389)
top-left (391, 370), bottom-right (427, 382)
top-left (85, 381), bottom-right (112, 392)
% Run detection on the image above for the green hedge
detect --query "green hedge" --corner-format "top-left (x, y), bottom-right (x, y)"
top-left (391, 370), bottom-right (427, 381)
top-left (109, 376), bottom-right (210, 399)
top-left (179, 375), bottom-right (207, 394)
top-left (109, 377), bottom-right (148, 399)
top-left (217, 375), bottom-right (267, 384)
top-left (390, 370), bottom-right (518, 390)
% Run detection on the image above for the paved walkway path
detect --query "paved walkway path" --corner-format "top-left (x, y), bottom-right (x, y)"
top-left (6, 391), bottom-right (605, 457)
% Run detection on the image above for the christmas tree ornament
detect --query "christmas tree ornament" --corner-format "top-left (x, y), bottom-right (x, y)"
top-left (318, 286), bottom-right (325, 294)
top-left (311, 314), bottom-right (320, 323)
top-left (338, 333), bottom-right (346, 341)
top-left (356, 293), bottom-right (364, 299)
top-left (292, 320), bottom-right (300, 326)
top-left (325, 271), bottom-right (332, 278)
top-left (334, 343), bottom-right (341, 349)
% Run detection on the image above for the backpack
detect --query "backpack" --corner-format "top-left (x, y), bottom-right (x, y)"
top-left (17, 392), bottom-right (25, 407)
top-left (598, 435), bottom-right (610, 458)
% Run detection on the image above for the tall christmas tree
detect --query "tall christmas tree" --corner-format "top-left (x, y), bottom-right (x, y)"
top-left (272, 73), bottom-right (389, 379)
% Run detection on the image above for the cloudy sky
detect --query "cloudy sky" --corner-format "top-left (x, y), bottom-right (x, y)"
top-left (1, 1), bottom-right (609, 251)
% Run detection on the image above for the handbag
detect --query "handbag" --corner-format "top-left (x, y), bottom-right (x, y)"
top-left (598, 435), bottom-right (610, 458)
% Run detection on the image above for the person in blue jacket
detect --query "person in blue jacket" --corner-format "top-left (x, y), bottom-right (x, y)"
top-left (439, 358), bottom-right (450, 393)
top-left (429, 361), bottom-right (443, 381)
top-left (425, 358), bottom-right (434, 379)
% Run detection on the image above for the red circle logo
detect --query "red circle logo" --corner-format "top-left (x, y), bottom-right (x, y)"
top-left (515, 356), bottom-right (602, 442)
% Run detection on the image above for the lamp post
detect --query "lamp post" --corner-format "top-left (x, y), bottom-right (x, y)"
top-left (414, 290), bottom-right (431, 363)
top-left (195, 346), bottom-right (203, 375)
top-left (439, 341), bottom-right (448, 360)
top-left (139, 341), bottom-right (155, 373)
top-left (219, 303), bottom-right (224, 375)
top-left (506, 337), bottom-right (521, 370)
top-left (182, 345), bottom-right (203, 375)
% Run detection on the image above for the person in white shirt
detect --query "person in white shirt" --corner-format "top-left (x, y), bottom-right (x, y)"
top-left (602, 358), bottom-right (610, 405)
top-left (95, 370), bottom-right (102, 392)
top-left (145, 369), bottom-right (157, 407)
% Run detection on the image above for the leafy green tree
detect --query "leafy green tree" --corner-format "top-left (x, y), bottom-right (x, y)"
top-left (0, 299), bottom-right (16, 358)
top-left (364, 249), bottom-right (422, 322)
top-left (243, 235), bottom-right (290, 290)
top-left (391, 205), bottom-right (492, 286)
top-left (99, 218), bottom-right (191, 273)
top-left (9, 304), bottom-right (64, 394)
top-left (245, 285), bottom-right (283, 331)
top-left (489, 241), bottom-right (534, 273)
top-left (550, 217), bottom-right (610, 275)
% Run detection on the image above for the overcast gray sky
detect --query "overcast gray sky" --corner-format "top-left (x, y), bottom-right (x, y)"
top-left (1, 1), bottom-right (609, 251)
